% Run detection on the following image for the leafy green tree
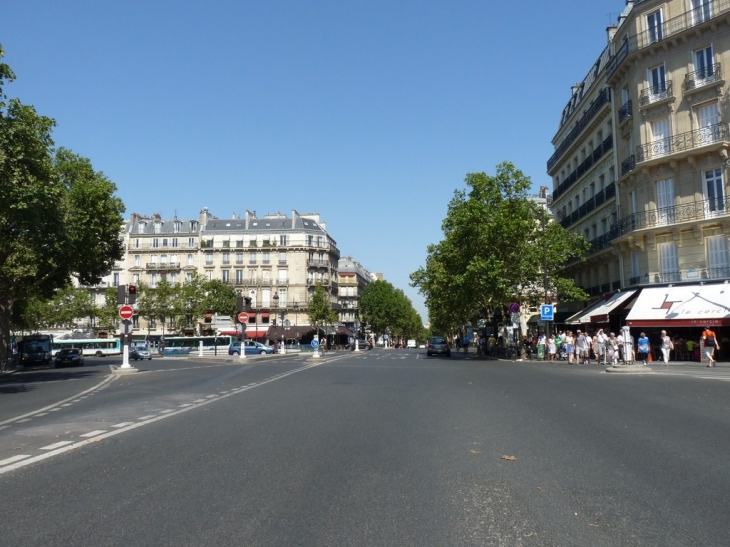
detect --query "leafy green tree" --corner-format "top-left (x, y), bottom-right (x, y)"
top-left (360, 280), bottom-right (423, 343)
top-left (307, 284), bottom-right (335, 341)
top-left (200, 279), bottom-right (237, 322)
top-left (410, 162), bottom-right (589, 330)
top-left (0, 45), bottom-right (125, 365)
top-left (95, 287), bottom-right (122, 332)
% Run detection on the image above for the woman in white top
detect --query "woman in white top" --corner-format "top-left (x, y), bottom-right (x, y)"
top-left (660, 330), bottom-right (672, 366)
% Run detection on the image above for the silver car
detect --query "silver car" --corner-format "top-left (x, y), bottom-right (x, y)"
top-left (131, 346), bottom-right (152, 360)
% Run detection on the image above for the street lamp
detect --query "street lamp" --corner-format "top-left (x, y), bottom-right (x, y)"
top-left (273, 292), bottom-right (280, 353)
top-left (160, 303), bottom-right (168, 357)
top-left (293, 301), bottom-right (299, 349)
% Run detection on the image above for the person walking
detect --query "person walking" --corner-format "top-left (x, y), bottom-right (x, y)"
top-left (637, 332), bottom-right (650, 365)
top-left (547, 334), bottom-right (557, 363)
top-left (608, 332), bottom-right (619, 365)
top-left (659, 330), bottom-right (672, 366)
top-left (564, 331), bottom-right (575, 365)
top-left (595, 329), bottom-right (607, 364)
top-left (702, 327), bottom-right (720, 367)
top-left (575, 330), bottom-right (588, 365)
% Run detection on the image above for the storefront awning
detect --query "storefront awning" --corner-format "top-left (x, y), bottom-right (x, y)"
top-left (589, 290), bottom-right (638, 323)
top-left (626, 283), bottom-right (730, 327)
top-left (564, 299), bottom-right (604, 325)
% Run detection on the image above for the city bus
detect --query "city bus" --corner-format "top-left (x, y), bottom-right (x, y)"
top-left (18, 334), bottom-right (53, 365)
top-left (161, 335), bottom-right (235, 356)
top-left (52, 338), bottom-right (122, 357)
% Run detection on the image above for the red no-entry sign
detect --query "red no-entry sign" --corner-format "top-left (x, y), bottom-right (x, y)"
top-left (237, 312), bottom-right (249, 323)
top-left (119, 305), bottom-right (134, 320)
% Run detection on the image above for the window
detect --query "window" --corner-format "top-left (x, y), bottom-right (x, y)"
top-left (235, 240), bottom-right (243, 248)
top-left (222, 253), bottom-right (230, 265)
top-left (222, 270), bottom-right (230, 284)
top-left (647, 9), bottom-right (663, 43)
top-left (174, 221), bottom-right (182, 233)
top-left (278, 269), bottom-right (288, 284)
top-left (691, 0), bottom-right (712, 25)
top-left (162, 238), bottom-right (168, 247)
top-left (631, 252), bottom-right (640, 280)
top-left (187, 254), bottom-right (194, 266)
top-left (133, 238), bottom-right (140, 249)
top-left (695, 46), bottom-right (714, 83)
top-left (223, 240), bottom-right (230, 248)
top-left (262, 251), bottom-right (270, 264)
top-left (150, 255), bottom-right (158, 265)
top-left (651, 118), bottom-right (671, 156)
top-left (171, 238), bottom-right (178, 248)
top-left (656, 179), bottom-right (675, 225)
top-left (170, 254), bottom-right (178, 265)
top-left (205, 238), bottom-right (213, 248)
top-left (154, 222), bottom-right (162, 234)
top-left (170, 272), bottom-right (177, 284)
top-left (236, 270), bottom-right (243, 284)
top-left (707, 236), bottom-right (730, 277)
top-left (133, 274), bottom-right (140, 284)
top-left (279, 251), bottom-right (286, 265)
top-left (698, 103), bottom-right (719, 143)
top-left (262, 289), bottom-right (271, 308)
top-left (151, 273), bottom-right (158, 288)
top-left (703, 168), bottom-right (725, 217)
top-left (113, 273), bottom-right (119, 287)
top-left (278, 288), bottom-right (287, 307)
top-left (138, 223), bottom-right (146, 234)
top-left (186, 272), bottom-right (193, 283)
top-left (249, 252), bottom-right (257, 264)
top-left (205, 253), bottom-right (214, 265)
top-left (134, 255), bottom-right (141, 266)
top-left (161, 254), bottom-right (168, 264)
top-left (280, 235), bottom-right (288, 246)
top-left (188, 237), bottom-right (195, 248)
top-left (647, 64), bottom-right (667, 102)
top-left (236, 253), bottom-right (244, 264)
top-left (249, 238), bottom-right (257, 248)
top-left (659, 242), bottom-right (680, 281)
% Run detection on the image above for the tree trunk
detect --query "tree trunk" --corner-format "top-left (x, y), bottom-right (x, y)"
top-left (0, 295), bottom-right (15, 370)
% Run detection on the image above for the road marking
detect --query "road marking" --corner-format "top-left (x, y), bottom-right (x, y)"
top-left (0, 360), bottom-right (328, 475)
top-left (0, 455), bottom-right (31, 466)
top-left (61, 404), bottom-right (73, 407)
top-left (112, 422), bottom-right (134, 428)
top-left (206, 394), bottom-right (218, 398)
top-left (40, 441), bottom-right (73, 450)
top-left (35, 413), bottom-right (48, 417)
top-left (0, 374), bottom-right (118, 427)
top-left (192, 399), bottom-right (205, 403)
top-left (15, 419), bottom-right (32, 423)
top-left (81, 430), bottom-right (107, 438)
top-left (49, 409), bottom-right (61, 412)
top-left (178, 404), bottom-right (192, 408)
top-left (137, 415), bottom-right (157, 420)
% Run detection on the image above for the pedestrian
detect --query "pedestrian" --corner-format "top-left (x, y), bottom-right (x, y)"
top-left (616, 331), bottom-right (625, 363)
top-left (538, 332), bottom-right (546, 360)
top-left (637, 332), bottom-right (650, 365)
top-left (608, 332), bottom-right (619, 365)
top-left (576, 330), bottom-right (588, 364)
top-left (488, 333), bottom-right (497, 356)
top-left (595, 329), bottom-right (607, 364)
top-left (547, 334), bottom-right (556, 363)
top-left (659, 330), bottom-right (672, 366)
top-left (564, 330), bottom-right (575, 365)
top-left (702, 327), bottom-right (720, 367)
top-left (462, 335), bottom-right (469, 354)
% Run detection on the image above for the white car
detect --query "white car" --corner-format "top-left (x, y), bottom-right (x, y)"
top-left (407, 339), bottom-right (417, 348)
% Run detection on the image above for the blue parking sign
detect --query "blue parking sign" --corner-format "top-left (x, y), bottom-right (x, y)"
top-left (540, 305), bottom-right (554, 321)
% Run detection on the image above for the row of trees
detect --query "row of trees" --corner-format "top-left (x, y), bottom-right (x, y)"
top-left (410, 162), bottom-right (590, 336)
top-left (360, 280), bottom-right (426, 343)
top-left (1, 45), bottom-right (126, 364)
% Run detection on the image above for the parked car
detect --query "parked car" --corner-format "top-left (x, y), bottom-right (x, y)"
top-left (228, 341), bottom-right (275, 356)
top-left (130, 346), bottom-right (152, 360)
top-left (55, 348), bottom-right (84, 368)
top-left (426, 336), bottom-right (451, 357)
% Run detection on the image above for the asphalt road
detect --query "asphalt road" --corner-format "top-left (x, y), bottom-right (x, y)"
top-left (0, 350), bottom-right (728, 546)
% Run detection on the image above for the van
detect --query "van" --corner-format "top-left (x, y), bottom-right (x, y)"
top-left (407, 339), bottom-right (417, 348)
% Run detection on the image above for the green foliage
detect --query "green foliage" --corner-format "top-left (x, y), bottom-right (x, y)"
top-left (360, 280), bottom-right (423, 341)
top-left (307, 284), bottom-right (332, 336)
top-left (0, 45), bottom-right (126, 364)
top-left (410, 162), bottom-right (589, 329)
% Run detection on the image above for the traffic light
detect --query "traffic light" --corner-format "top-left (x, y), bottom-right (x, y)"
top-left (272, 318), bottom-right (277, 327)
top-left (128, 285), bottom-right (137, 305)
top-left (245, 297), bottom-right (252, 312)
top-left (237, 296), bottom-right (244, 313)
top-left (117, 284), bottom-right (127, 305)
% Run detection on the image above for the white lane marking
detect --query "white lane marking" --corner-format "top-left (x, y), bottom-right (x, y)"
top-left (112, 422), bottom-right (134, 428)
top-left (137, 415), bottom-right (157, 421)
top-left (159, 409), bottom-right (175, 414)
top-left (0, 360), bottom-right (327, 475)
top-left (61, 404), bottom-right (73, 407)
top-left (0, 455), bottom-right (31, 466)
top-left (49, 409), bottom-right (61, 412)
top-left (206, 395), bottom-right (218, 399)
top-left (192, 399), bottom-right (205, 403)
top-left (40, 441), bottom-right (73, 450)
top-left (0, 374), bottom-right (118, 426)
top-left (178, 404), bottom-right (192, 408)
top-left (80, 430), bottom-right (107, 438)
top-left (35, 413), bottom-right (48, 417)
top-left (15, 419), bottom-right (32, 423)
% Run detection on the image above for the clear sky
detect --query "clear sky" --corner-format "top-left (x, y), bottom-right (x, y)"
top-left (3, 0), bottom-right (620, 322)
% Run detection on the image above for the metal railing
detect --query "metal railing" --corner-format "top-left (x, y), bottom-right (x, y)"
top-left (618, 100), bottom-right (632, 123)
top-left (615, 197), bottom-right (729, 235)
top-left (683, 63), bottom-right (722, 92)
top-left (639, 80), bottom-right (673, 106)
top-left (552, 135), bottom-right (613, 202)
top-left (621, 155), bottom-right (635, 177)
top-left (636, 122), bottom-right (729, 162)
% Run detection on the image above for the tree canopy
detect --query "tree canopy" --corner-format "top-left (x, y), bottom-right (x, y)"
top-left (360, 280), bottom-right (423, 343)
top-left (0, 45), bottom-right (125, 365)
top-left (410, 161), bottom-right (589, 333)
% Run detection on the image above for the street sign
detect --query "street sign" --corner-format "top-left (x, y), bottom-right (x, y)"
top-left (239, 323), bottom-right (247, 332)
top-left (509, 302), bottom-right (520, 313)
top-left (237, 312), bottom-right (249, 323)
top-left (540, 305), bottom-right (554, 321)
top-left (119, 305), bottom-right (134, 320)
top-left (311, 340), bottom-right (319, 348)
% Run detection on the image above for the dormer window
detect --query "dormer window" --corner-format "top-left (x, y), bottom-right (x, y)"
top-left (174, 221), bottom-right (182, 233)
top-left (154, 222), bottom-right (162, 234)
top-left (138, 223), bottom-right (146, 234)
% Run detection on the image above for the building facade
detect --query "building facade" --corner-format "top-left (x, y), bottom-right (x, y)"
top-left (337, 257), bottom-right (376, 337)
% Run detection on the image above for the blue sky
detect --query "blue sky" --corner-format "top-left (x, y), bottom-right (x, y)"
top-left (3, 0), bottom-right (620, 322)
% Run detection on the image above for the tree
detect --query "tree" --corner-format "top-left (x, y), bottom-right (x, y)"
top-left (307, 284), bottom-right (335, 341)
top-left (410, 162), bottom-right (589, 331)
top-left (360, 280), bottom-right (423, 344)
top-left (95, 287), bottom-right (122, 332)
top-left (0, 45), bottom-right (125, 366)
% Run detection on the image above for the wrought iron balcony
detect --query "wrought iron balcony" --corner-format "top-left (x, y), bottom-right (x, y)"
top-left (547, 88), bottom-right (611, 172)
top-left (146, 262), bottom-right (181, 270)
top-left (615, 197), bottom-right (729, 236)
top-left (636, 122), bottom-right (729, 163)
top-left (608, 0), bottom-right (730, 77)
top-left (639, 81), bottom-right (673, 107)
top-left (683, 63), bottom-right (722, 92)
top-left (707, 266), bottom-right (730, 279)
top-left (621, 155), bottom-right (635, 177)
top-left (618, 100), bottom-right (632, 124)
top-left (551, 135), bottom-right (613, 202)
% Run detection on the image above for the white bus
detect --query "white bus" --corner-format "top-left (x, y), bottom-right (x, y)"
top-left (52, 338), bottom-right (122, 357)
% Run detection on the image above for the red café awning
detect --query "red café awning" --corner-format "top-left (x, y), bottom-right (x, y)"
top-left (259, 312), bottom-right (270, 318)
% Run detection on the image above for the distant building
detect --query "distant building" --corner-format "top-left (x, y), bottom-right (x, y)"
top-left (337, 257), bottom-right (376, 337)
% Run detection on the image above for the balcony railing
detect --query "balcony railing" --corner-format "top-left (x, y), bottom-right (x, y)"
top-left (552, 134), bottom-right (613, 202)
top-left (621, 155), bottom-right (635, 177)
top-left (636, 122), bottom-right (729, 162)
top-left (146, 262), bottom-right (181, 270)
top-left (684, 63), bottom-right (722, 92)
top-left (639, 81), bottom-right (673, 106)
top-left (630, 266), bottom-right (730, 285)
top-left (607, 0), bottom-right (730, 77)
top-left (557, 183), bottom-right (616, 229)
top-left (615, 197), bottom-right (729, 235)
top-left (618, 100), bottom-right (632, 124)
top-left (547, 88), bottom-right (611, 172)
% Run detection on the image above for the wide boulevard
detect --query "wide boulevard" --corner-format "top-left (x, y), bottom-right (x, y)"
top-left (1, 349), bottom-right (729, 546)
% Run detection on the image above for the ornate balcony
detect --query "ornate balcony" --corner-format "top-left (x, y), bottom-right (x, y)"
top-left (621, 155), bottom-right (635, 177)
top-left (636, 122), bottom-right (729, 163)
top-left (639, 81), bottom-right (673, 107)
top-left (618, 100), bottom-right (632, 124)
top-left (615, 197), bottom-right (729, 236)
top-left (683, 63), bottom-right (722, 92)
top-left (146, 262), bottom-right (181, 270)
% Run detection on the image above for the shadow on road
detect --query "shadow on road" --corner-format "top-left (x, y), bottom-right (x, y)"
top-left (0, 368), bottom-right (105, 394)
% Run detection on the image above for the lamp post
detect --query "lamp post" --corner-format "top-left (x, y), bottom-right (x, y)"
top-left (273, 292), bottom-right (280, 353)
top-left (293, 301), bottom-right (299, 349)
top-left (160, 303), bottom-right (168, 357)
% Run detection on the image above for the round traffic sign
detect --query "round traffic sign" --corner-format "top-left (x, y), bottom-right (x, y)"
top-left (237, 312), bottom-right (249, 323)
top-left (311, 340), bottom-right (319, 348)
top-left (119, 305), bottom-right (134, 320)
